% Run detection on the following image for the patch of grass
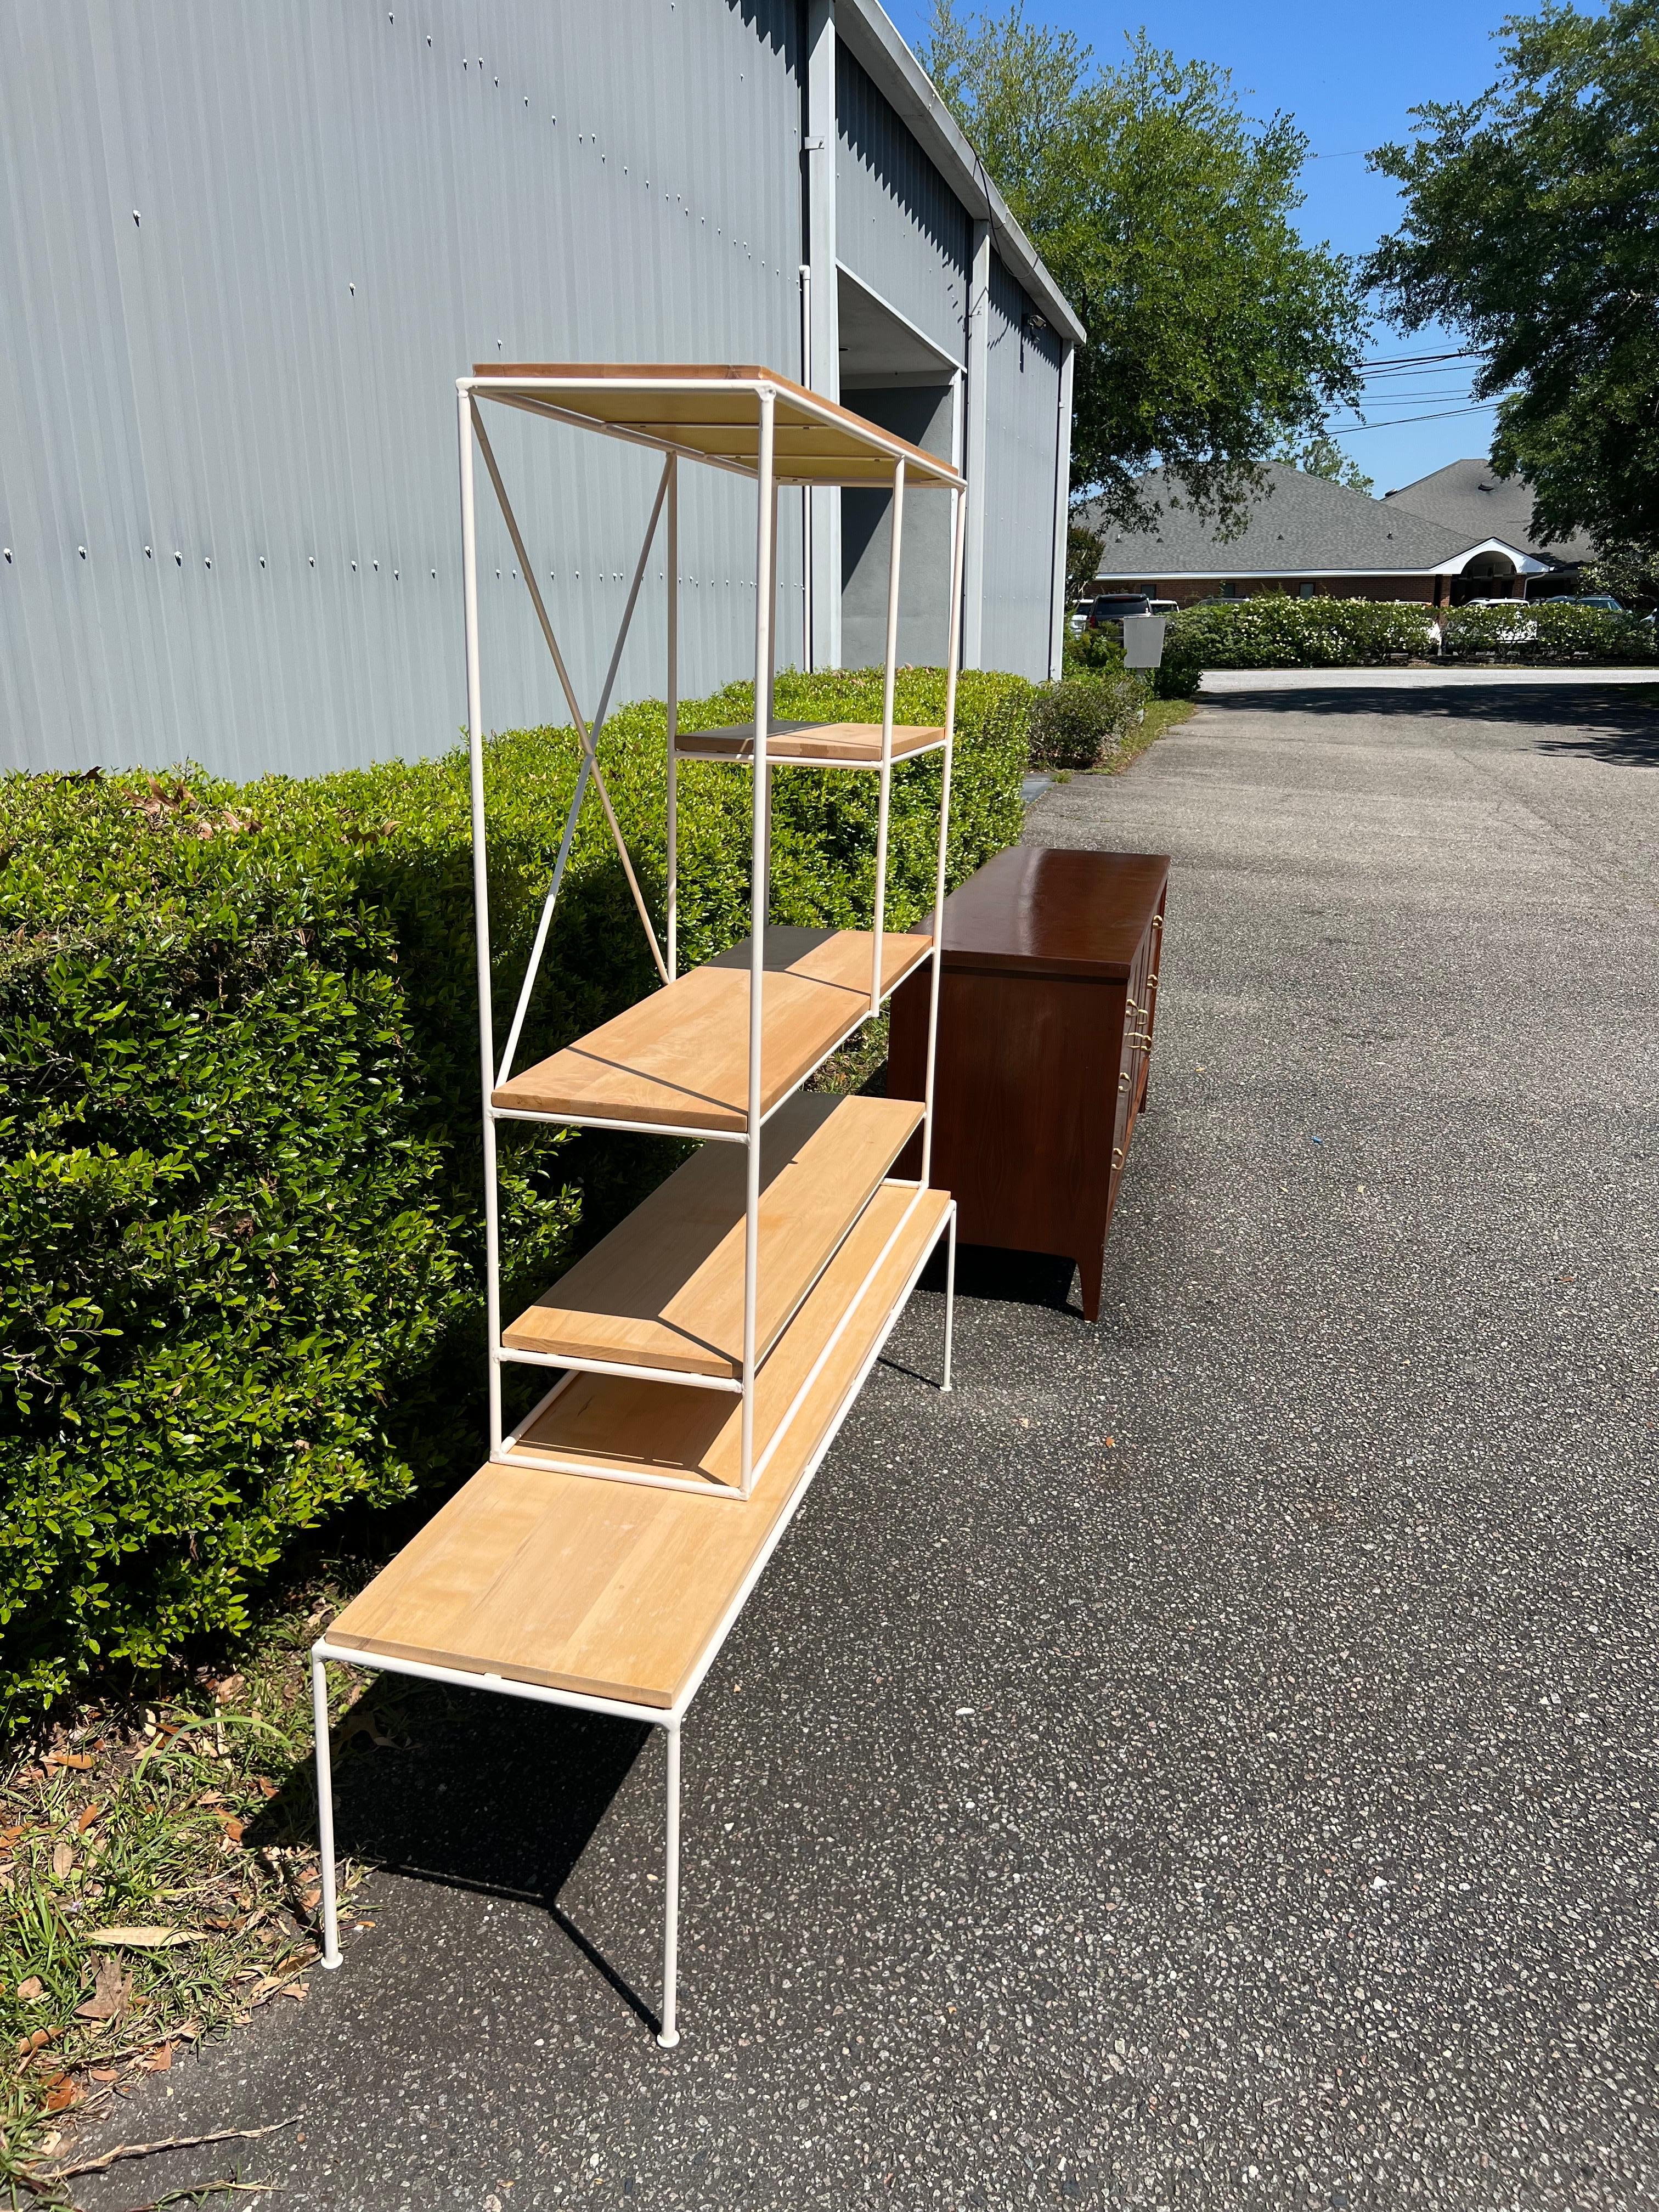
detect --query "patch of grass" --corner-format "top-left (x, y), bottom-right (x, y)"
top-left (806, 1011), bottom-right (890, 1101)
top-left (1090, 695), bottom-right (1198, 774)
top-left (0, 1592), bottom-right (368, 2195)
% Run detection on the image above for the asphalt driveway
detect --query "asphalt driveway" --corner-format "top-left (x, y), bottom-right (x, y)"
top-left (74, 674), bottom-right (1659, 2210)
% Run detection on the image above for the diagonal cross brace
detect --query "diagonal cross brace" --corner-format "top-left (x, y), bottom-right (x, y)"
top-left (470, 404), bottom-right (672, 1089)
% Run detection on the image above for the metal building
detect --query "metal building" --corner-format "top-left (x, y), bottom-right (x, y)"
top-left (0, 0), bottom-right (1081, 778)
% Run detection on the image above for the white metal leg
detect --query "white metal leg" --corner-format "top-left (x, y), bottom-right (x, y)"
top-left (458, 390), bottom-right (504, 1456)
top-left (311, 1653), bottom-right (343, 1970)
top-left (657, 1723), bottom-right (682, 2049)
top-left (870, 459), bottom-right (906, 1010)
top-left (666, 456), bottom-right (679, 979)
top-left (942, 1202), bottom-right (957, 1392)
top-left (740, 390), bottom-right (777, 1498)
top-left (921, 487), bottom-right (968, 1190)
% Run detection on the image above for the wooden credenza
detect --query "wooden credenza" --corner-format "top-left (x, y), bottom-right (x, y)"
top-left (887, 845), bottom-right (1169, 1321)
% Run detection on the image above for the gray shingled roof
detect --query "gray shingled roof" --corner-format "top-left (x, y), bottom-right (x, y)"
top-left (1077, 464), bottom-right (1537, 578)
top-left (1381, 460), bottom-right (1592, 564)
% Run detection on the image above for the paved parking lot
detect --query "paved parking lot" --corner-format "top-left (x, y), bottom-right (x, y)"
top-left (77, 674), bottom-right (1659, 2210)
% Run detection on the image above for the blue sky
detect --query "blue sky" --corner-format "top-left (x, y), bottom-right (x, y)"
top-left (883, 0), bottom-right (1522, 494)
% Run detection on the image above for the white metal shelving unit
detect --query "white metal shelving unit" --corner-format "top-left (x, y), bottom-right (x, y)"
top-left (311, 364), bottom-right (967, 2047)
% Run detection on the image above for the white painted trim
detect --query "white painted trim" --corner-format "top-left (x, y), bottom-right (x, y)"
top-left (834, 261), bottom-right (963, 372)
top-left (806, 0), bottom-right (840, 670)
top-left (1049, 345), bottom-right (1074, 679)
top-left (961, 220), bottom-right (990, 670)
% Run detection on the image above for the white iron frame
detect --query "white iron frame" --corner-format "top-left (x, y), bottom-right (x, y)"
top-left (456, 374), bottom-right (967, 1499)
top-left (311, 373), bottom-right (967, 2047)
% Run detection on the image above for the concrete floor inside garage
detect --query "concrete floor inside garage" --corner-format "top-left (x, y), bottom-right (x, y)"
top-left (72, 672), bottom-right (1659, 2211)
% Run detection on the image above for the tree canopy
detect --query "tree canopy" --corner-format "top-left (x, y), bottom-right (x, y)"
top-left (920, 4), bottom-right (1369, 533)
top-left (1366, 0), bottom-right (1659, 559)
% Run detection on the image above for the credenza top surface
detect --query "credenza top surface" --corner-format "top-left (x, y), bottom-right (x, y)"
top-left (925, 845), bottom-right (1170, 980)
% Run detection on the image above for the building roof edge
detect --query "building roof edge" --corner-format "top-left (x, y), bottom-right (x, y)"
top-left (835, 0), bottom-right (1087, 350)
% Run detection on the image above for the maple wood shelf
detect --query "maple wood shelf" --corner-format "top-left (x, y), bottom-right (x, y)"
top-left (328, 1187), bottom-right (952, 1705)
top-left (504, 1092), bottom-right (924, 1379)
top-left (673, 719), bottom-right (945, 766)
top-left (492, 926), bottom-right (932, 1133)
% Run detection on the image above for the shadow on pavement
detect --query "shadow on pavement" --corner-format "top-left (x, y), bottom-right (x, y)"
top-left (1203, 680), bottom-right (1659, 765)
top-left (321, 1679), bottom-right (659, 2029)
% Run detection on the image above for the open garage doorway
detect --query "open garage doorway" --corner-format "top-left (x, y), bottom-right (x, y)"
top-left (837, 268), bottom-right (961, 668)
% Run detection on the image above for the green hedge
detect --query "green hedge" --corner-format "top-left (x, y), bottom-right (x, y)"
top-left (0, 666), bottom-right (1030, 1731)
top-left (1159, 596), bottom-right (1442, 686)
top-left (1028, 676), bottom-right (1149, 768)
top-left (1441, 600), bottom-right (1659, 663)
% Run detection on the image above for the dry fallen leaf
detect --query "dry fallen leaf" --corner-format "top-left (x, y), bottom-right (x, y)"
top-left (143, 2042), bottom-right (174, 2072)
top-left (281, 1982), bottom-right (309, 2002)
top-left (16, 1976), bottom-right (44, 2002)
top-left (84, 1927), bottom-right (204, 1950)
top-left (214, 1673), bottom-right (246, 1705)
top-left (45, 1752), bottom-right (94, 1771)
top-left (52, 1841), bottom-right (75, 1881)
top-left (216, 1815), bottom-right (246, 1844)
top-left (76, 1953), bottom-right (132, 2022)
top-left (44, 2078), bottom-right (79, 2113)
top-left (88, 2066), bottom-right (120, 2082)
top-left (1, 1824), bottom-right (27, 1845)
top-left (77, 1803), bottom-right (103, 1835)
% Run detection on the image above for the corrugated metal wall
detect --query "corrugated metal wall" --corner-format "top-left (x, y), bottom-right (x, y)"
top-left (834, 44), bottom-right (967, 368)
top-left (979, 250), bottom-right (1062, 679)
top-left (0, 0), bottom-right (805, 777)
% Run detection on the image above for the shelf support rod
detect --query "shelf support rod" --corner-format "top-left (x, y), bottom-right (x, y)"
top-left (666, 455), bottom-right (679, 980)
top-left (471, 409), bottom-right (669, 989)
top-left (459, 391), bottom-right (505, 1456)
top-left (657, 1722), bottom-right (683, 2049)
top-left (871, 458), bottom-right (905, 1012)
top-left (740, 387), bottom-right (777, 1499)
top-left (921, 483), bottom-right (968, 1190)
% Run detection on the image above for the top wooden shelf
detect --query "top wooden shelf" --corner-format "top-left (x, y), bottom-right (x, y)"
top-left (467, 363), bottom-right (965, 489)
top-left (492, 926), bottom-right (933, 1134)
top-left (674, 719), bottom-right (946, 768)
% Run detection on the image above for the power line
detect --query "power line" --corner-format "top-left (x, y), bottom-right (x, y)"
top-left (1333, 402), bottom-right (1499, 432)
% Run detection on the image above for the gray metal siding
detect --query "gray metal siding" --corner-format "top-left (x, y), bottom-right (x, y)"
top-left (0, 0), bottom-right (805, 778)
top-left (834, 44), bottom-right (968, 368)
top-left (979, 251), bottom-right (1062, 679)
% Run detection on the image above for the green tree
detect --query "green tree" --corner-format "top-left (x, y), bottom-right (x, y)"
top-left (1366, 0), bottom-right (1659, 556)
top-left (921, 5), bottom-right (1368, 533)
top-left (1279, 431), bottom-right (1374, 496)
top-left (1066, 520), bottom-right (1105, 598)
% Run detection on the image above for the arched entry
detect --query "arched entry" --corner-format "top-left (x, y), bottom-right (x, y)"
top-left (1450, 550), bottom-right (1519, 606)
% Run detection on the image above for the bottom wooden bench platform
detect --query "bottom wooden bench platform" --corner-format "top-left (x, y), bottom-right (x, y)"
top-left (308, 1187), bottom-right (954, 2047)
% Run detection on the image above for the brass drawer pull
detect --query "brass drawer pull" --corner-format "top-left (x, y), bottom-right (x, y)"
top-left (1111, 1146), bottom-right (1124, 1166)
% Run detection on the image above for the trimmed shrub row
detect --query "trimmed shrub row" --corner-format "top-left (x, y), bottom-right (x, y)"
top-left (1158, 596), bottom-right (1440, 685)
top-left (1441, 601), bottom-right (1658, 663)
top-left (0, 666), bottom-right (1031, 1731)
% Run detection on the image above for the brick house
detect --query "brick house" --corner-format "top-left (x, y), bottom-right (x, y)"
top-left (1079, 463), bottom-right (1583, 610)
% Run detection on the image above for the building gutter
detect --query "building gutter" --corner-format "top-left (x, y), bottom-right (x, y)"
top-left (834, 0), bottom-right (1086, 351)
